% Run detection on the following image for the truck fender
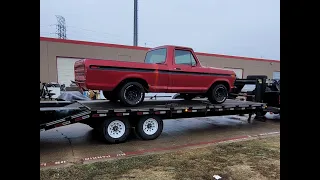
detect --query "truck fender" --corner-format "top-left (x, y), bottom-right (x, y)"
top-left (208, 78), bottom-right (232, 90)
top-left (116, 74), bottom-right (149, 90)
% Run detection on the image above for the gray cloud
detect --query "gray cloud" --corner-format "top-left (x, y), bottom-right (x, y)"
top-left (40, 0), bottom-right (280, 60)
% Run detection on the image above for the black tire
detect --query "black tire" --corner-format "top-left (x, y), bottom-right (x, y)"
top-left (135, 116), bottom-right (163, 140)
top-left (103, 91), bottom-right (118, 102)
top-left (99, 117), bottom-right (131, 144)
top-left (180, 93), bottom-right (196, 100)
top-left (207, 84), bottom-right (228, 104)
top-left (118, 81), bottom-right (145, 107)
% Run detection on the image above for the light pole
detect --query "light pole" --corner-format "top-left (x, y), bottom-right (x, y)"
top-left (133, 0), bottom-right (138, 46)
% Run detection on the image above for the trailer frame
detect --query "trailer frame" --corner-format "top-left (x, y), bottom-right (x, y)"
top-left (40, 99), bottom-right (266, 143)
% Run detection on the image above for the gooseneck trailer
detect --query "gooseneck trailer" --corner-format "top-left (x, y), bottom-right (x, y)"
top-left (229, 76), bottom-right (280, 115)
top-left (40, 99), bottom-right (266, 144)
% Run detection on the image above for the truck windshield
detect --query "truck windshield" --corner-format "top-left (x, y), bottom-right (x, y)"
top-left (144, 48), bottom-right (167, 64)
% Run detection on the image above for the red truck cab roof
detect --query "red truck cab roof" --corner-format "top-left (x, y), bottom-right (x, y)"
top-left (151, 45), bottom-right (194, 50)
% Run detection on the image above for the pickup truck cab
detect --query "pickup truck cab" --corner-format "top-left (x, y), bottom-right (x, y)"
top-left (74, 45), bottom-right (236, 106)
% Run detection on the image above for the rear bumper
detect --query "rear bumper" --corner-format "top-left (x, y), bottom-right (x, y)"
top-left (75, 81), bottom-right (114, 92)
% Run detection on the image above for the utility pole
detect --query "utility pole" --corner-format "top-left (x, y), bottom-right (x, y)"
top-left (133, 0), bottom-right (138, 46)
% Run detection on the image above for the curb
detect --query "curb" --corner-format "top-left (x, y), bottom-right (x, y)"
top-left (40, 131), bottom-right (279, 168)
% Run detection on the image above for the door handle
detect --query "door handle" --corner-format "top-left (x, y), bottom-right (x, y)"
top-left (175, 68), bottom-right (181, 70)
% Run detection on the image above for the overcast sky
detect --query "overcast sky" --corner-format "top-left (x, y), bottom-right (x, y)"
top-left (40, 0), bottom-right (280, 60)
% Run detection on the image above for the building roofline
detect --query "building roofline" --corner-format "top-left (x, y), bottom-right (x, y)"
top-left (40, 36), bottom-right (280, 63)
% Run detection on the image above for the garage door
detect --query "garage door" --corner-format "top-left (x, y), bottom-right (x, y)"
top-left (57, 57), bottom-right (83, 87)
top-left (273, 71), bottom-right (280, 80)
top-left (224, 68), bottom-right (243, 79)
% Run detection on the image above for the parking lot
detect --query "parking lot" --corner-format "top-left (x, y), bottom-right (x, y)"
top-left (40, 116), bottom-right (280, 168)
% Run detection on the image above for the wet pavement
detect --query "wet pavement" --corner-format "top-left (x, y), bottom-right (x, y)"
top-left (40, 116), bottom-right (280, 166)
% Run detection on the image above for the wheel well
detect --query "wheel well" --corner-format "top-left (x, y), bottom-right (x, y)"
top-left (210, 81), bottom-right (230, 91)
top-left (115, 78), bottom-right (149, 92)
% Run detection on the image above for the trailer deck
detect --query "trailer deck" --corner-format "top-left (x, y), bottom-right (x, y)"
top-left (40, 99), bottom-right (266, 143)
top-left (84, 99), bottom-right (261, 108)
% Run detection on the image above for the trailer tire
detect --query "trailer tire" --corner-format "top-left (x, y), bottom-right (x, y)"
top-left (135, 116), bottom-right (163, 140)
top-left (118, 82), bottom-right (145, 107)
top-left (208, 84), bottom-right (228, 104)
top-left (100, 117), bottom-right (131, 144)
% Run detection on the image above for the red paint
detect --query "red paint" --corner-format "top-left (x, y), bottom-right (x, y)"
top-left (56, 56), bottom-right (83, 84)
top-left (116, 113), bottom-right (123, 116)
top-left (78, 135), bottom-right (250, 165)
top-left (55, 123), bottom-right (63, 127)
top-left (75, 46), bottom-right (236, 100)
top-left (74, 117), bottom-right (82, 122)
top-left (40, 161), bottom-right (67, 167)
top-left (124, 135), bottom-right (250, 156)
top-left (40, 37), bottom-right (280, 63)
top-left (92, 114), bottom-right (100, 117)
top-left (41, 37), bottom-right (148, 51)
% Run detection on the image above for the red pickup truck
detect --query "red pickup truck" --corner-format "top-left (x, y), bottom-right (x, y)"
top-left (74, 45), bottom-right (236, 106)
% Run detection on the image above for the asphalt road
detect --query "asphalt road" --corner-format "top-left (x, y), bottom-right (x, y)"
top-left (40, 116), bottom-right (280, 167)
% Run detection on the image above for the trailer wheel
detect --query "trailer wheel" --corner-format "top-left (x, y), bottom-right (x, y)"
top-left (135, 116), bottom-right (163, 140)
top-left (100, 117), bottom-right (130, 143)
top-left (208, 84), bottom-right (228, 104)
top-left (118, 82), bottom-right (145, 106)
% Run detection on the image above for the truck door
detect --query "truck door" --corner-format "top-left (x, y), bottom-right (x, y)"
top-left (144, 48), bottom-right (169, 92)
top-left (169, 49), bottom-right (199, 92)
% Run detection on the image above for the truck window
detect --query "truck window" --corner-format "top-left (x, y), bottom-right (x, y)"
top-left (144, 48), bottom-right (167, 64)
top-left (174, 50), bottom-right (197, 66)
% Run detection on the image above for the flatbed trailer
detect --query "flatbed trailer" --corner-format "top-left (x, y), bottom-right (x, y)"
top-left (229, 76), bottom-right (280, 117)
top-left (40, 99), bottom-right (266, 143)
